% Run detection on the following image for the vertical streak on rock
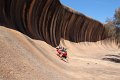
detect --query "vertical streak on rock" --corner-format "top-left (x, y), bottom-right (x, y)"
top-left (0, 0), bottom-right (107, 47)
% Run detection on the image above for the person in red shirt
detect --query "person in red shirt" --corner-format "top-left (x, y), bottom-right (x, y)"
top-left (56, 46), bottom-right (68, 60)
top-left (60, 48), bottom-right (67, 59)
top-left (56, 46), bottom-right (62, 55)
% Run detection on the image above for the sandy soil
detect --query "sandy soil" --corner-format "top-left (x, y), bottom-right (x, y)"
top-left (0, 26), bottom-right (120, 80)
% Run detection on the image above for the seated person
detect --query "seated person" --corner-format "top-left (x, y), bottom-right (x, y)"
top-left (56, 46), bottom-right (67, 59)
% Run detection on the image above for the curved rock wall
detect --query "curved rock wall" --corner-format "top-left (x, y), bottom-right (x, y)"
top-left (0, 0), bottom-right (107, 47)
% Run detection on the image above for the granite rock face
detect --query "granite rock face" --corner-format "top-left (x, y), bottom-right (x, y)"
top-left (0, 0), bottom-right (107, 47)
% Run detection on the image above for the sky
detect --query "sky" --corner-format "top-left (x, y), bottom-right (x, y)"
top-left (60, 0), bottom-right (120, 23)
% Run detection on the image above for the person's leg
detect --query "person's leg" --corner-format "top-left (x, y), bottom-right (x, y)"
top-left (60, 54), bottom-right (63, 59)
top-left (61, 56), bottom-right (66, 60)
top-left (64, 56), bottom-right (68, 61)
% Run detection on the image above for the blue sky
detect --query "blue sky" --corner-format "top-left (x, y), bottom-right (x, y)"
top-left (60, 0), bottom-right (120, 23)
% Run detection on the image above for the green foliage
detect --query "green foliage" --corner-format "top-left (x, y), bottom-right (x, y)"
top-left (105, 7), bottom-right (120, 42)
top-left (114, 8), bottom-right (120, 27)
top-left (104, 21), bottom-right (116, 38)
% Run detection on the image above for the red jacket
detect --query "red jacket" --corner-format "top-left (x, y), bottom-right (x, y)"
top-left (62, 52), bottom-right (67, 56)
top-left (57, 49), bottom-right (67, 56)
top-left (57, 49), bottom-right (62, 54)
